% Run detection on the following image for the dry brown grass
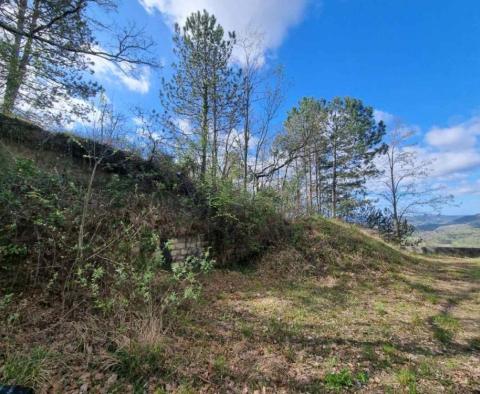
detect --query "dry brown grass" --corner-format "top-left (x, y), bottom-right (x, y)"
top-left (1, 226), bottom-right (479, 393)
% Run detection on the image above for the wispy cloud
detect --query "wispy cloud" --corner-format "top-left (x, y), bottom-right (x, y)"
top-left (91, 55), bottom-right (151, 94)
top-left (139, 0), bottom-right (310, 63)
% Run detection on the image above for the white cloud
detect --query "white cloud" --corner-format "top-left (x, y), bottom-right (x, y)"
top-left (422, 115), bottom-right (480, 177)
top-left (374, 109), bottom-right (395, 124)
top-left (449, 180), bottom-right (480, 196)
top-left (139, 0), bottom-right (309, 62)
top-left (91, 56), bottom-right (151, 94)
top-left (429, 150), bottom-right (480, 176)
top-left (425, 116), bottom-right (480, 151)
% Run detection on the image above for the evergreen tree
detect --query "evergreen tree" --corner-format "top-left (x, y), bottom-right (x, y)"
top-left (161, 10), bottom-right (239, 183)
top-left (277, 97), bottom-right (386, 218)
top-left (323, 97), bottom-right (386, 217)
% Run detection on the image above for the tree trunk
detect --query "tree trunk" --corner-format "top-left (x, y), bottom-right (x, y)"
top-left (2, 0), bottom-right (28, 114)
top-left (308, 149), bottom-right (313, 212)
top-left (200, 83), bottom-right (209, 181)
top-left (332, 138), bottom-right (338, 218)
top-left (389, 149), bottom-right (401, 240)
top-left (243, 79), bottom-right (250, 192)
top-left (212, 80), bottom-right (218, 186)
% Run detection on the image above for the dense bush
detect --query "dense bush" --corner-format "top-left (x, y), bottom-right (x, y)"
top-left (206, 181), bottom-right (291, 266)
top-left (355, 206), bottom-right (417, 244)
top-left (0, 145), bottom-right (212, 315)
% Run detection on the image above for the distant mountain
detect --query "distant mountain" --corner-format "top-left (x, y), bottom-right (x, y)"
top-left (411, 213), bottom-right (480, 247)
top-left (450, 214), bottom-right (480, 228)
top-left (409, 214), bottom-right (463, 231)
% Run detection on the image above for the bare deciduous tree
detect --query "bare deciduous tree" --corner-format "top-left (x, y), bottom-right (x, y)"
top-left (378, 125), bottom-right (453, 240)
top-left (0, 0), bottom-right (157, 121)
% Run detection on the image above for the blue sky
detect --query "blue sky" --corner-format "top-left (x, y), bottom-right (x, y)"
top-left (91, 0), bottom-right (480, 215)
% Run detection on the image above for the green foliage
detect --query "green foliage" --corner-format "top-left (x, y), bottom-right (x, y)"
top-left (212, 355), bottom-right (229, 378)
top-left (280, 96), bottom-right (386, 218)
top-left (1, 347), bottom-right (54, 387)
top-left (324, 368), bottom-right (369, 390)
top-left (397, 368), bottom-right (417, 393)
top-left (0, 148), bottom-right (212, 318)
top-left (360, 206), bottom-right (416, 244)
top-left (0, 158), bottom-right (71, 279)
top-left (207, 180), bottom-right (291, 265)
top-left (113, 342), bottom-right (169, 387)
top-left (432, 314), bottom-right (459, 344)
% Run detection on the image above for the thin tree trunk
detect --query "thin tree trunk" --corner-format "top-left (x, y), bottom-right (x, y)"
top-left (314, 143), bottom-right (320, 213)
top-left (389, 149), bottom-right (401, 240)
top-left (78, 160), bottom-right (100, 262)
top-left (2, 0), bottom-right (28, 114)
top-left (243, 79), bottom-right (250, 192)
top-left (212, 81), bottom-right (218, 186)
top-left (308, 150), bottom-right (313, 212)
top-left (332, 138), bottom-right (337, 218)
top-left (200, 84), bottom-right (208, 181)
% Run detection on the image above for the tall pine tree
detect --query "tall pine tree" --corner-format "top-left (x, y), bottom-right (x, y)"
top-left (161, 10), bottom-right (239, 183)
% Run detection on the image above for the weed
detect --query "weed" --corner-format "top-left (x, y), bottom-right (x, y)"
top-left (324, 369), bottom-right (354, 390)
top-left (375, 301), bottom-right (387, 316)
top-left (432, 314), bottom-right (459, 344)
top-left (323, 368), bottom-right (368, 391)
top-left (239, 321), bottom-right (254, 338)
top-left (417, 360), bottom-right (433, 378)
top-left (112, 342), bottom-right (168, 385)
top-left (283, 345), bottom-right (297, 363)
top-left (362, 344), bottom-right (377, 362)
top-left (382, 343), bottom-right (396, 355)
top-left (410, 313), bottom-right (424, 327)
top-left (212, 355), bottom-right (228, 378)
top-left (397, 368), bottom-right (417, 393)
top-left (433, 314), bottom-right (459, 331)
top-left (1, 347), bottom-right (54, 387)
top-left (356, 371), bottom-right (369, 385)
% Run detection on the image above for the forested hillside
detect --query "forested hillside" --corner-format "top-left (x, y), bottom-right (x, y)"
top-left (412, 215), bottom-right (480, 247)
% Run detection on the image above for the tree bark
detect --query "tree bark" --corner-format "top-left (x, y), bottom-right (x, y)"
top-left (331, 137), bottom-right (338, 218)
top-left (2, 0), bottom-right (28, 114)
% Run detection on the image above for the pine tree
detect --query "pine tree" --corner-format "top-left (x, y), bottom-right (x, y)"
top-left (277, 97), bottom-right (386, 218)
top-left (323, 97), bottom-right (386, 217)
top-left (161, 10), bottom-right (239, 183)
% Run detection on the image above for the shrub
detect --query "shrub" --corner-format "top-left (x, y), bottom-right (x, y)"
top-left (207, 181), bottom-right (291, 266)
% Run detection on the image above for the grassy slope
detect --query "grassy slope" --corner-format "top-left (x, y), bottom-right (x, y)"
top-left (1, 217), bottom-right (479, 393)
top-left (420, 224), bottom-right (480, 247)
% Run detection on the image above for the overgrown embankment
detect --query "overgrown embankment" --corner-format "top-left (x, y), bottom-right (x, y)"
top-left (1, 117), bottom-right (479, 393)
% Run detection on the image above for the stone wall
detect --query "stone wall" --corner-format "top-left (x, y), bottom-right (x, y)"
top-left (169, 236), bottom-right (207, 262)
top-left (421, 246), bottom-right (480, 258)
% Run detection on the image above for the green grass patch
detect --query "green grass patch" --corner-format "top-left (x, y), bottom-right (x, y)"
top-left (112, 342), bottom-right (169, 387)
top-left (397, 368), bottom-right (417, 393)
top-left (1, 346), bottom-right (55, 387)
top-left (432, 314), bottom-right (460, 344)
top-left (324, 368), bottom-right (369, 391)
top-left (212, 355), bottom-right (229, 378)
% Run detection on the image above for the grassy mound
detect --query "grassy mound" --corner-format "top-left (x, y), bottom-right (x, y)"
top-left (1, 118), bottom-right (478, 393)
top-left (259, 216), bottom-right (412, 278)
